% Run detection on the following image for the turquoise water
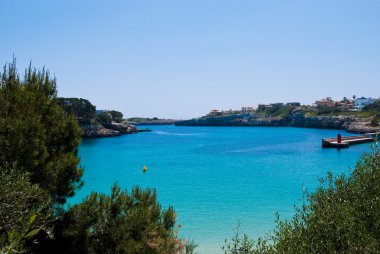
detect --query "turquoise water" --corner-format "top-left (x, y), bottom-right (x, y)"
top-left (71, 125), bottom-right (371, 253)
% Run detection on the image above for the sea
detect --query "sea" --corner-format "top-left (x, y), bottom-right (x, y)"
top-left (70, 125), bottom-right (372, 253)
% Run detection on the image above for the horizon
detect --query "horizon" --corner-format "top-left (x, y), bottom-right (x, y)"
top-left (1, 0), bottom-right (379, 119)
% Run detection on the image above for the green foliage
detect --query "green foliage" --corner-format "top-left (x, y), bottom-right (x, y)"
top-left (0, 60), bottom-right (83, 204)
top-left (222, 223), bottom-right (256, 254)
top-left (223, 145), bottom-right (380, 253)
top-left (256, 105), bottom-right (293, 117)
top-left (95, 111), bottom-right (112, 124)
top-left (95, 110), bottom-right (124, 124)
top-left (0, 164), bottom-right (52, 253)
top-left (56, 97), bottom-right (96, 123)
top-left (222, 223), bottom-right (274, 254)
top-left (45, 184), bottom-right (186, 254)
top-left (184, 239), bottom-right (198, 254)
top-left (109, 110), bottom-right (123, 122)
top-left (362, 101), bottom-right (380, 113)
top-left (316, 105), bottom-right (335, 115)
top-left (128, 117), bottom-right (160, 122)
top-left (363, 101), bottom-right (380, 126)
top-left (371, 114), bottom-right (380, 127)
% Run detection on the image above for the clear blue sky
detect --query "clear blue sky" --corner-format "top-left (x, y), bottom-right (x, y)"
top-left (1, 0), bottom-right (379, 119)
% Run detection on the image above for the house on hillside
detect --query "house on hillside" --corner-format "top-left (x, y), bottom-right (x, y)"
top-left (354, 97), bottom-right (375, 110)
top-left (258, 104), bottom-right (272, 111)
top-left (315, 97), bottom-right (335, 108)
top-left (336, 99), bottom-right (354, 111)
top-left (241, 106), bottom-right (255, 113)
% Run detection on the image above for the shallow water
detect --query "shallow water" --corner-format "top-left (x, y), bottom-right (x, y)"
top-left (70, 125), bottom-right (371, 253)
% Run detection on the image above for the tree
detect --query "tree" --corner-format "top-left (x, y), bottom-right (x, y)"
top-left (109, 110), bottom-right (123, 122)
top-left (0, 60), bottom-right (83, 204)
top-left (0, 164), bottom-right (53, 253)
top-left (0, 60), bottom-right (192, 254)
top-left (44, 184), bottom-right (186, 254)
top-left (56, 97), bottom-right (96, 125)
top-left (95, 111), bottom-right (112, 124)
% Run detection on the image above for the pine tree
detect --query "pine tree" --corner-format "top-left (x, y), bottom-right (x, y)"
top-left (0, 59), bottom-right (83, 204)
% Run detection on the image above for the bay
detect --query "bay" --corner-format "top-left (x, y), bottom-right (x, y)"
top-left (70, 125), bottom-right (371, 253)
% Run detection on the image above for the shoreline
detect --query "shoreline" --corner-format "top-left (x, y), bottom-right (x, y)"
top-left (175, 113), bottom-right (380, 134)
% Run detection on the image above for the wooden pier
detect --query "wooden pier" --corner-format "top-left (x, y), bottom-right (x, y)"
top-left (322, 134), bottom-right (376, 148)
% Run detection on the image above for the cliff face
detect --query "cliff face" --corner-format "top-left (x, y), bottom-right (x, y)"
top-left (103, 121), bottom-right (138, 134)
top-left (176, 113), bottom-right (379, 134)
top-left (57, 97), bottom-right (139, 138)
top-left (81, 124), bottom-right (121, 138)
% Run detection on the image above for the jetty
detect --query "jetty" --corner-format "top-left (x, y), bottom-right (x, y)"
top-left (322, 133), bottom-right (377, 148)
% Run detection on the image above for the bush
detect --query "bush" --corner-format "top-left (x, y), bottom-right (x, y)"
top-left (370, 114), bottom-right (380, 127)
top-left (45, 184), bottom-right (185, 254)
top-left (0, 164), bottom-right (52, 253)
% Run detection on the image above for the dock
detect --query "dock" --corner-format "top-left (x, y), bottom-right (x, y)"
top-left (322, 134), bottom-right (377, 148)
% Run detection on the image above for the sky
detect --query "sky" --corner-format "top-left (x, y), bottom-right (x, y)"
top-left (1, 0), bottom-right (379, 119)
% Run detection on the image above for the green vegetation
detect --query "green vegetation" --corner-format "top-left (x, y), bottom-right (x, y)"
top-left (363, 101), bottom-right (380, 113)
top-left (0, 60), bottom-right (188, 254)
top-left (128, 117), bottom-right (160, 122)
top-left (364, 101), bottom-right (380, 126)
top-left (256, 104), bottom-right (294, 117)
top-left (0, 61), bottom-right (83, 204)
top-left (300, 102), bottom-right (380, 118)
top-left (96, 110), bottom-right (124, 124)
top-left (57, 98), bottom-right (124, 124)
top-left (222, 145), bottom-right (380, 253)
top-left (56, 97), bottom-right (96, 122)
top-left (0, 164), bottom-right (52, 253)
top-left (51, 184), bottom-right (184, 254)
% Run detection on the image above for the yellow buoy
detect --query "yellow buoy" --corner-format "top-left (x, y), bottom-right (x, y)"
top-left (142, 165), bottom-right (147, 172)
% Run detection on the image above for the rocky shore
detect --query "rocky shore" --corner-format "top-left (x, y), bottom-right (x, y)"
top-left (56, 97), bottom-right (146, 138)
top-left (175, 113), bottom-right (380, 134)
top-left (81, 121), bottom-right (140, 138)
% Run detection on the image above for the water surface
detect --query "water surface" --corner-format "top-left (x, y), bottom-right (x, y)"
top-left (71, 126), bottom-right (371, 253)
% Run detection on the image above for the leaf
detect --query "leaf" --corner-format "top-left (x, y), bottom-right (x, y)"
top-left (29, 214), bottom-right (37, 225)
top-left (24, 228), bottom-right (41, 239)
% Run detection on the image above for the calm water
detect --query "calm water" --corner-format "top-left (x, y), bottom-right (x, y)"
top-left (70, 125), bottom-right (371, 253)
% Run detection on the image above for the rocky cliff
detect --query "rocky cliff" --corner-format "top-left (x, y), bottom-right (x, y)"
top-left (176, 113), bottom-right (379, 134)
top-left (57, 97), bottom-right (140, 138)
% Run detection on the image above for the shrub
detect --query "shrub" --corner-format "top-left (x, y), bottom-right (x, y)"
top-left (0, 164), bottom-right (52, 253)
top-left (45, 184), bottom-right (186, 254)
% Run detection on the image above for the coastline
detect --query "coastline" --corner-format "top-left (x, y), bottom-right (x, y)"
top-left (175, 113), bottom-right (380, 134)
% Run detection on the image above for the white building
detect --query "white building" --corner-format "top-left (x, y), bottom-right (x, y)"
top-left (241, 106), bottom-right (254, 113)
top-left (354, 97), bottom-right (375, 110)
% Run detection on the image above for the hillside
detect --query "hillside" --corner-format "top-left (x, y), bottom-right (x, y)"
top-left (176, 103), bottom-right (380, 134)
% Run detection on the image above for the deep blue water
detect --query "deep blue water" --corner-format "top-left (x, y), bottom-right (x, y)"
top-left (70, 125), bottom-right (371, 253)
